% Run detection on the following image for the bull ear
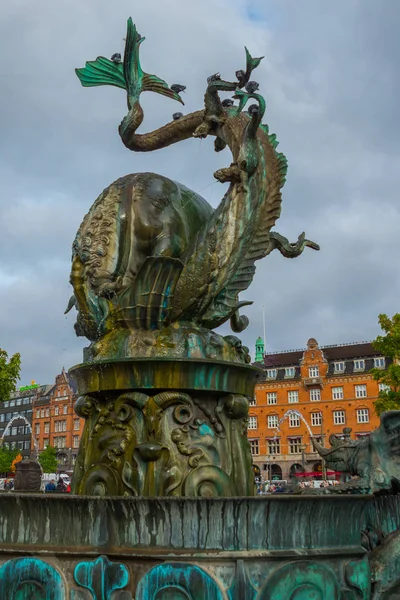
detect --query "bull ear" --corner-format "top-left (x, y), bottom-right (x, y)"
top-left (381, 411), bottom-right (400, 433)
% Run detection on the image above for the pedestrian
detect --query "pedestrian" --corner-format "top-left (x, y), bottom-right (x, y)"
top-left (56, 479), bottom-right (66, 493)
top-left (45, 479), bottom-right (56, 492)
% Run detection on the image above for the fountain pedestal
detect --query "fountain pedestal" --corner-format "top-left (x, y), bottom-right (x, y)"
top-left (70, 358), bottom-right (261, 497)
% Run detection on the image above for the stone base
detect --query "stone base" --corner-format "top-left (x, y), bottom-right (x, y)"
top-left (0, 493), bottom-right (376, 598)
top-left (70, 359), bottom-right (261, 497)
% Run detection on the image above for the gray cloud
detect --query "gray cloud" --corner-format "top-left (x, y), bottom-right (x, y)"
top-left (0, 0), bottom-right (399, 384)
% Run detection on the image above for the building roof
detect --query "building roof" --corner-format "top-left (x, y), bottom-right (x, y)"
top-left (262, 341), bottom-right (381, 368)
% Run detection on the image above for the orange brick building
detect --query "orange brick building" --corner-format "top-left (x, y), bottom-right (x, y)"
top-left (248, 337), bottom-right (389, 481)
top-left (31, 368), bottom-right (84, 473)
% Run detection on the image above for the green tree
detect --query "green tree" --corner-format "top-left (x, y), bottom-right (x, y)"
top-left (0, 348), bottom-right (21, 403)
top-left (38, 445), bottom-right (58, 473)
top-left (371, 313), bottom-right (400, 415)
top-left (0, 446), bottom-right (19, 474)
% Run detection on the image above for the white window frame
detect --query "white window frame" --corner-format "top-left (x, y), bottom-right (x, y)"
top-left (249, 396), bottom-right (256, 406)
top-left (333, 410), bottom-right (345, 425)
top-left (267, 415), bottom-right (278, 429)
top-left (267, 438), bottom-right (280, 455)
top-left (334, 362), bottom-right (345, 373)
top-left (288, 390), bottom-right (299, 404)
top-left (250, 439), bottom-right (259, 455)
top-left (332, 386), bottom-right (344, 400)
top-left (267, 392), bottom-right (277, 405)
top-left (248, 416), bottom-right (258, 430)
top-left (266, 369), bottom-right (277, 379)
top-left (289, 413), bottom-right (300, 427)
top-left (354, 359), bottom-right (365, 371)
top-left (374, 357), bottom-right (385, 369)
top-left (309, 366), bottom-right (319, 378)
top-left (288, 437), bottom-right (302, 454)
top-left (310, 389), bottom-right (320, 402)
top-left (311, 412), bottom-right (322, 426)
top-left (355, 384), bottom-right (367, 398)
top-left (357, 408), bottom-right (369, 423)
top-left (379, 383), bottom-right (391, 393)
top-left (285, 367), bottom-right (295, 378)
top-left (74, 419), bottom-right (80, 431)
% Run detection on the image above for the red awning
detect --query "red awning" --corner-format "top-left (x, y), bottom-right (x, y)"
top-left (293, 471), bottom-right (342, 477)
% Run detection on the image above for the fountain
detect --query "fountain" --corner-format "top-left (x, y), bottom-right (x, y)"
top-left (0, 16), bottom-right (400, 599)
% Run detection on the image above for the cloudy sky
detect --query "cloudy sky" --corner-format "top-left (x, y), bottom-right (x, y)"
top-left (1, 0), bottom-right (399, 385)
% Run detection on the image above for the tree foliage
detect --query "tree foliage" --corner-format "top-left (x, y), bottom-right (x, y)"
top-left (38, 445), bottom-right (58, 473)
top-left (0, 348), bottom-right (21, 403)
top-left (371, 313), bottom-right (400, 415)
top-left (0, 446), bottom-right (19, 474)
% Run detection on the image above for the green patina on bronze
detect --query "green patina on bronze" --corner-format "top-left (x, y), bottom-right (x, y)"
top-left (68, 17), bottom-right (319, 497)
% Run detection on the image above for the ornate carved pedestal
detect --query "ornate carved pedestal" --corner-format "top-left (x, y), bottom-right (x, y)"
top-left (70, 359), bottom-right (262, 497)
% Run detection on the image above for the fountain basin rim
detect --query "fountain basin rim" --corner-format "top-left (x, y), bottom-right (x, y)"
top-left (69, 357), bottom-right (263, 395)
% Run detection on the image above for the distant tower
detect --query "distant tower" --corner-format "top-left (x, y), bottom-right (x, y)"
top-left (255, 336), bottom-right (265, 362)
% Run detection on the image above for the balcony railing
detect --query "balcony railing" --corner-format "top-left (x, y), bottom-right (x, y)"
top-left (303, 377), bottom-right (323, 389)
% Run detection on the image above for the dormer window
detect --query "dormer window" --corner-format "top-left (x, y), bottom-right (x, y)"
top-left (334, 362), bottom-right (345, 373)
top-left (374, 357), bottom-right (385, 369)
top-left (354, 359), bottom-right (365, 371)
top-left (285, 367), bottom-right (295, 378)
top-left (266, 369), bottom-right (277, 379)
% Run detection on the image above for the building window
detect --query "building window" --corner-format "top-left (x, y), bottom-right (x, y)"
top-left (11, 426), bottom-right (17, 436)
top-left (16, 398), bottom-right (22, 406)
top-left (354, 359), bottom-right (365, 371)
top-left (55, 407), bottom-right (59, 416)
top-left (41, 409), bottom-right (45, 418)
top-left (249, 397), bottom-right (256, 406)
top-left (267, 438), bottom-right (280, 454)
top-left (374, 357), bottom-right (385, 369)
top-left (36, 410), bottom-right (40, 419)
top-left (267, 415), bottom-right (278, 428)
top-left (35, 424), bottom-right (40, 436)
top-left (24, 426), bottom-right (30, 435)
top-left (0, 414), bottom-right (4, 423)
top-left (248, 416), bottom-right (258, 430)
top-left (73, 435), bottom-right (80, 448)
top-left (285, 367), bottom-right (295, 378)
top-left (289, 413), bottom-right (300, 427)
top-left (9, 400), bottom-right (15, 407)
top-left (311, 412), bottom-right (322, 426)
top-left (23, 397), bottom-right (30, 405)
top-left (250, 439), bottom-right (259, 455)
top-left (63, 405), bottom-right (68, 415)
top-left (333, 410), bottom-right (345, 425)
top-left (24, 440), bottom-right (30, 450)
top-left (332, 386), bottom-right (344, 400)
top-left (334, 362), bottom-right (345, 373)
top-left (43, 438), bottom-right (49, 449)
top-left (288, 390), bottom-right (299, 404)
top-left (266, 369), bottom-right (277, 379)
top-left (357, 408), bottom-right (369, 423)
top-left (74, 419), bottom-right (80, 431)
top-left (45, 408), bottom-right (49, 417)
top-left (267, 392), bottom-right (277, 405)
top-left (310, 389), bottom-right (320, 402)
top-left (379, 383), bottom-right (390, 393)
top-left (3, 401), bottom-right (9, 408)
top-left (44, 422), bottom-right (50, 434)
top-left (309, 366), bottom-right (319, 377)
top-left (289, 437), bottom-right (302, 454)
top-left (355, 384), bottom-right (367, 398)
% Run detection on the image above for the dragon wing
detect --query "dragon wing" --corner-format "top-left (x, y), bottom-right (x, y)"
top-left (199, 125), bottom-right (288, 330)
